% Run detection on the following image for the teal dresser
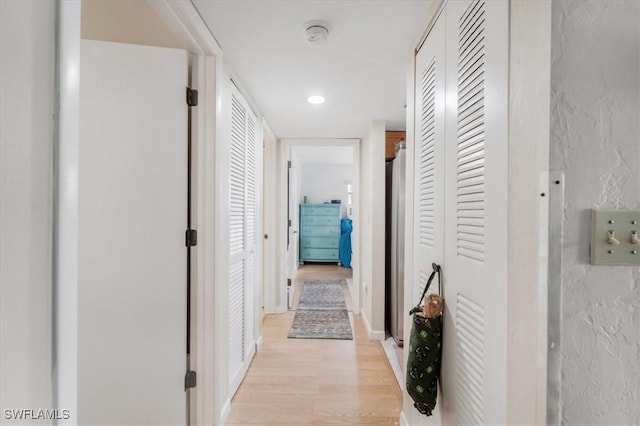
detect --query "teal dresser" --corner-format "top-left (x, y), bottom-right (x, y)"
top-left (299, 204), bottom-right (341, 264)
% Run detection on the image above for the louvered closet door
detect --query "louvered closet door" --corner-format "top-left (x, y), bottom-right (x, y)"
top-left (442, 1), bottom-right (509, 424)
top-left (412, 10), bottom-right (446, 426)
top-left (228, 85), bottom-right (258, 392)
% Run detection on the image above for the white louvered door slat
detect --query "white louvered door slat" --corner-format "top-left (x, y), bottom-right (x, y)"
top-left (228, 260), bottom-right (245, 379)
top-left (443, 1), bottom-right (509, 425)
top-left (412, 9), bottom-right (446, 426)
top-left (228, 86), bottom-right (259, 392)
top-left (230, 96), bottom-right (246, 257)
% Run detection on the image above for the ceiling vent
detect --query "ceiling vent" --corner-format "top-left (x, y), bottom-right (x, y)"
top-left (304, 21), bottom-right (329, 45)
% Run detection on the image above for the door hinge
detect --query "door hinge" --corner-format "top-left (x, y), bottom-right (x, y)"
top-left (287, 278), bottom-right (292, 287)
top-left (287, 160), bottom-right (292, 169)
top-left (186, 88), bottom-right (198, 107)
top-left (288, 219), bottom-right (292, 227)
top-left (185, 370), bottom-right (197, 390)
top-left (185, 229), bottom-right (197, 247)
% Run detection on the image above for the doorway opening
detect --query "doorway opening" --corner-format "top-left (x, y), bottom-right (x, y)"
top-left (270, 140), bottom-right (360, 317)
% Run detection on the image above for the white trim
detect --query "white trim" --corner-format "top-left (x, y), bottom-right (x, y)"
top-left (219, 398), bottom-right (232, 426)
top-left (55, 2), bottom-right (81, 423)
top-left (190, 54), bottom-right (217, 426)
top-left (255, 335), bottom-right (264, 351)
top-left (276, 139), bottom-right (361, 316)
top-left (147, 0), bottom-right (222, 56)
top-left (400, 411), bottom-right (410, 426)
top-left (262, 122), bottom-right (278, 314)
top-left (213, 56), bottom-right (232, 426)
top-left (229, 344), bottom-right (256, 398)
top-left (414, 0), bottom-right (446, 54)
top-left (370, 331), bottom-right (386, 341)
top-left (380, 338), bottom-right (404, 388)
top-left (359, 310), bottom-right (385, 341)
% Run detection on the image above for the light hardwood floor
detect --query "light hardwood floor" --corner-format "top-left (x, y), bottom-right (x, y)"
top-left (226, 265), bottom-right (402, 425)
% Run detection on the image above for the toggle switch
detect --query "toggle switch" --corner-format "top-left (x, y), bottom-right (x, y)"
top-left (607, 230), bottom-right (620, 245)
top-left (591, 209), bottom-right (640, 265)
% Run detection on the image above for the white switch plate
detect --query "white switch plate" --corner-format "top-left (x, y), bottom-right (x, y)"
top-left (591, 209), bottom-right (640, 265)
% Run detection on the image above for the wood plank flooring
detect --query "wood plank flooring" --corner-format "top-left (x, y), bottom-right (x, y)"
top-left (226, 265), bottom-right (402, 425)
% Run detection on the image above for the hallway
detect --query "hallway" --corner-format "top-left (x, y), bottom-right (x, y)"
top-left (227, 265), bottom-right (402, 424)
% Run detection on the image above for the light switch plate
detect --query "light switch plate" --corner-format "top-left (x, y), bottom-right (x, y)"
top-left (591, 209), bottom-right (640, 265)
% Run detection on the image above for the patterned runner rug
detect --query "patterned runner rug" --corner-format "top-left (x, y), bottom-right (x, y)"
top-left (288, 279), bottom-right (353, 340)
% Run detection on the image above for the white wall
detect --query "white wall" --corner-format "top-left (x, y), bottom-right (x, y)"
top-left (0, 1), bottom-right (55, 421)
top-left (298, 163), bottom-right (353, 218)
top-left (551, 1), bottom-right (640, 424)
top-left (359, 121), bottom-right (386, 339)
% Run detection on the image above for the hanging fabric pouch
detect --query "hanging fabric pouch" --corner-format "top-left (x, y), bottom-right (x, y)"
top-left (406, 263), bottom-right (444, 416)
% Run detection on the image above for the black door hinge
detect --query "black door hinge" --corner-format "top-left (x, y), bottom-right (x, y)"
top-left (185, 370), bottom-right (197, 390)
top-left (186, 88), bottom-right (198, 107)
top-left (288, 219), bottom-right (292, 227)
top-left (287, 160), bottom-right (292, 169)
top-left (185, 229), bottom-right (197, 247)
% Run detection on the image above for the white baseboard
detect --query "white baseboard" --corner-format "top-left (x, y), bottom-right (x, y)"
top-left (381, 338), bottom-right (404, 389)
top-left (400, 410), bottom-right (409, 426)
top-left (256, 335), bottom-right (264, 351)
top-left (369, 329), bottom-right (385, 341)
top-left (360, 310), bottom-right (385, 341)
top-left (220, 397), bottom-right (231, 425)
top-left (361, 310), bottom-right (372, 336)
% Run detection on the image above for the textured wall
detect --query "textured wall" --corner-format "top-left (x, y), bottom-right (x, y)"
top-left (551, 1), bottom-right (640, 424)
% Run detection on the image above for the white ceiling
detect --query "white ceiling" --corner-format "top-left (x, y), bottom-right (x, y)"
top-left (193, 0), bottom-right (432, 139)
top-left (292, 146), bottom-right (354, 165)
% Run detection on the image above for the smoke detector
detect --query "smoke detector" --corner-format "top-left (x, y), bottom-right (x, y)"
top-left (304, 21), bottom-right (329, 45)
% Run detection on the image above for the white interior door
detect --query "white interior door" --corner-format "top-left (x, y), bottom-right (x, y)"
top-left (78, 40), bottom-right (187, 425)
top-left (442, 1), bottom-right (509, 424)
top-left (412, 9), bottom-right (446, 426)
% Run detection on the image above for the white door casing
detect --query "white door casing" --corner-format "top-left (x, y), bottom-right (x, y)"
top-left (78, 39), bottom-right (187, 425)
top-left (262, 124), bottom-right (278, 315)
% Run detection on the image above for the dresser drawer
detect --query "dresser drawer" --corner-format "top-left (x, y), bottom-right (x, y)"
top-left (301, 226), bottom-right (340, 237)
top-left (301, 236), bottom-right (339, 249)
top-left (301, 215), bottom-right (340, 226)
top-left (300, 204), bottom-right (340, 216)
top-left (300, 248), bottom-right (339, 261)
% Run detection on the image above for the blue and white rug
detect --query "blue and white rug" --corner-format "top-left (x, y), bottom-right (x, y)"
top-left (288, 279), bottom-right (353, 340)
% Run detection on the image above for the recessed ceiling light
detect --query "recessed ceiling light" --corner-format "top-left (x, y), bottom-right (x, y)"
top-left (307, 95), bottom-right (326, 104)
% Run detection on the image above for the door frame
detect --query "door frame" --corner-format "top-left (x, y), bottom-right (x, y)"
top-left (273, 139), bottom-right (361, 315)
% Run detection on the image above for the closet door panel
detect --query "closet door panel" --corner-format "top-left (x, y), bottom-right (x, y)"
top-left (412, 9), bottom-right (446, 426)
top-left (443, 1), bottom-right (509, 425)
top-left (228, 86), bottom-right (259, 394)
